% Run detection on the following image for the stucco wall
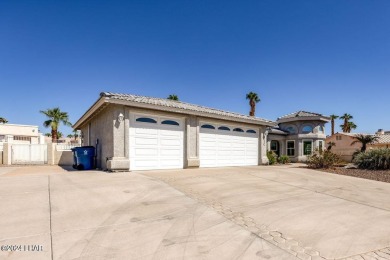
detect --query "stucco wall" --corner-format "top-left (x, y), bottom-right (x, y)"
top-left (80, 106), bottom-right (117, 170)
top-left (326, 134), bottom-right (360, 162)
top-left (0, 151), bottom-right (3, 164)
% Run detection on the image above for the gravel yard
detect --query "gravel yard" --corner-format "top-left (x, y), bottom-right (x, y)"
top-left (319, 167), bottom-right (390, 183)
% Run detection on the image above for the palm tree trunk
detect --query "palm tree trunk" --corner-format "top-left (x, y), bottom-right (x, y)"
top-left (249, 100), bottom-right (256, 116)
top-left (51, 129), bottom-right (58, 143)
top-left (331, 120), bottom-right (334, 135)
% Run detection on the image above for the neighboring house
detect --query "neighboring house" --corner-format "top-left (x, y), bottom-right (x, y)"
top-left (0, 124), bottom-right (44, 144)
top-left (73, 92), bottom-right (276, 171)
top-left (326, 130), bottom-right (390, 162)
top-left (267, 111), bottom-right (330, 162)
top-left (45, 136), bottom-right (80, 144)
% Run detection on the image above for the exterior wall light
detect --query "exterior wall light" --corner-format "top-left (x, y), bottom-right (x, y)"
top-left (117, 113), bottom-right (124, 122)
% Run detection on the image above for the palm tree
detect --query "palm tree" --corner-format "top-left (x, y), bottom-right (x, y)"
top-left (67, 134), bottom-right (73, 139)
top-left (57, 131), bottom-right (63, 139)
top-left (0, 117), bottom-right (8, 124)
top-left (40, 107), bottom-right (72, 143)
top-left (340, 113), bottom-right (353, 132)
top-left (246, 92), bottom-right (261, 116)
top-left (45, 133), bottom-right (51, 137)
top-left (329, 114), bottom-right (339, 135)
top-left (327, 141), bottom-right (336, 151)
top-left (351, 134), bottom-right (379, 152)
top-left (346, 122), bottom-right (357, 133)
top-left (167, 94), bottom-right (179, 101)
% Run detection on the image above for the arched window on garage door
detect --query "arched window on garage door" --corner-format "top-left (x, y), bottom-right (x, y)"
top-left (233, 128), bottom-right (244, 132)
top-left (218, 126), bottom-right (230, 131)
top-left (136, 117), bottom-right (157, 123)
top-left (161, 120), bottom-right (180, 126)
top-left (246, 129), bottom-right (257, 134)
top-left (201, 124), bottom-right (215, 129)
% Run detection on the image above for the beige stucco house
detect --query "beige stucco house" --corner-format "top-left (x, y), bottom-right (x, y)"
top-left (267, 111), bottom-right (330, 162)
top-left (325, 130), bottom-right (390, 162)
top-left (0, 124), bottom-right (44, 144)
top-left (74, 92), bottom-right (276, 171)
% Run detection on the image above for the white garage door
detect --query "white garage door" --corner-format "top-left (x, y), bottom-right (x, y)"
top-left (130, 114), bottom-right (184, 170)
top-left (199, 122), bottom-right (259, 167)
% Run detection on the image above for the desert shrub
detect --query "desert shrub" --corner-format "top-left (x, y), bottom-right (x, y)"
top-left (267, 151), bottom-right (277, 165)
top-left (278, 155), bottom-right (290, 164)
top-left (307, 150), bottom-right (341, 169)
top-left (353, 148), bottom-right (390, 170)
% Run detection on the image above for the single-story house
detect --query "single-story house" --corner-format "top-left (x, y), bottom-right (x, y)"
top-left (267, 111), bottom-right (330, 162)
top-left (326, 130), bottom-right (390, 162)
top-left (73, 92), bottom-right (277, 171)
top-left (0, 123), bottom-right (44, 144)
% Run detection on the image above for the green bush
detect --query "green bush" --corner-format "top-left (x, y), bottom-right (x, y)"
top-left (307, 150), bottom-right (341, 169)
top-left (353, 148), bottom-right (390, 170)
top-left (267, 151), bottom-right (277, 165)
top-left (278, 155), bottom-right (290, 164)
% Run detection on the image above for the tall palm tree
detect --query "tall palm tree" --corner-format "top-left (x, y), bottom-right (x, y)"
top-left (340, 113), bottom-right (353, 132)
top-left (246, 92), bottom-right (261, 116)
top-left (329, 114), bottom-right (339, 135)
top-left (40, 107), bottom-right (72, 143)
top-left (167, 94), bottom-right (179, 101)
top-left (67, 134), bottom-right (73, 139)
top-left (0, 117), bottom-right (8, 124)
top-left (73, 129), bottom-right (79, 140)
top-left (351, 134), bottom-right (379, 152)
top-left (346, 122), bottom-right (357, 133)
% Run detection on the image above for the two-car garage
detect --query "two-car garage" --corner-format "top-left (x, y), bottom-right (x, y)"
top-left (129, 113), bottom-right (259, 170)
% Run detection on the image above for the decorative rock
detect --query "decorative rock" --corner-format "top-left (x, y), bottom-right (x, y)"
top-left (344, 163), bottom-right (358, 169)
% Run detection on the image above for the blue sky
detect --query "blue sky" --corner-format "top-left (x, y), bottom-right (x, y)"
top-left (1, 0), bottom-right (389, 136)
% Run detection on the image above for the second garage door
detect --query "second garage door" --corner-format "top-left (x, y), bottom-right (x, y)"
top-left (199, 122), bottom-right (259, 167)
top-left (129, 114), bottom-right (184, 171)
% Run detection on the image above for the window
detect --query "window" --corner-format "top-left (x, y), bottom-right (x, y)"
top-left (13, 136), bottom-right (31, 141)
top-left (303, 140), bottom-right (313, 155)
top-left (201, 124), bottom-right (215, 129)
top-left (270, 140), bottom-right (279, 151)
top-left (218, 126), bottom-right (230, 131)
top-left (336, 136), bottom-right (342, 141)
top-left (319, 141), bottom-right (323, 152)
top-left (233, 128), bottom-right (244, 132)
top-left (302, 125), bottom-right (313, 134)
top-left (246, 130), bottom-right (256, 134)
top-left (287, 141), bottom-right (295, 156)
top-left (161, 120), bottom-right (179, 126)
top-left (136, 117), bottom-right (157, 123)
top-left (0, 135), bottom-right (5, 142)
top-left (285, 126), bottom-right (296, 134)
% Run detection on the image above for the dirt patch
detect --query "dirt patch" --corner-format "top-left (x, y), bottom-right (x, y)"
top-left (319, 167), bottom-right (390, 183)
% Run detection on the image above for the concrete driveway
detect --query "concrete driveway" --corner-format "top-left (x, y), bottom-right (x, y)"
top-left (0, 165), bottom-right (389, 260)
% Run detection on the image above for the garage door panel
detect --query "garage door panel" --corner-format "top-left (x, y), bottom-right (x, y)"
top-left (200, 124), bottom-right (259, 168)
top-left (134, 137), bottom-right (159, 145)
top-left (133, 147), bottom-right (159, 156)
top-left (130, 115), bottom-right (184, 171)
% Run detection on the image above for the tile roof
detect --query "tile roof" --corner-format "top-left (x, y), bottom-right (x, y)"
top-left (376, 134), bottom-right (390, 144)
top-left (277, 111), bottom-right (325, 120)
top-left (101, 92), bottom-right (275, 125)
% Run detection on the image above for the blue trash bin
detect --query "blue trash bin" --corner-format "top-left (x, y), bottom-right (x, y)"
top-left (71, 146), bottom-right (95, 170)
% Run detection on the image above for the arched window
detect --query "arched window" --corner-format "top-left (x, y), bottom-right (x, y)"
top-left (302, 125), bottom-right (313, 134)
top-left (233, 128), bottom-right (244, 132)
top-left (218, 126), bottom-right (230, 131)
top-left (161, 120), bottom-right (179, 126)
top-left (136, 117), bottom-right (157, 123)
top-left (246, 129), bottom-right (256, 134)
top-left (285, 126), bottom-right (296, 134)
top-left (201, 124), bottom-right (215, 129)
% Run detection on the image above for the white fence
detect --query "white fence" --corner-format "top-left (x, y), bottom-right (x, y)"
top-left (11, 144), bottom-right (48, 165)
top-left (56, 144), bottom-right (80, 151)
